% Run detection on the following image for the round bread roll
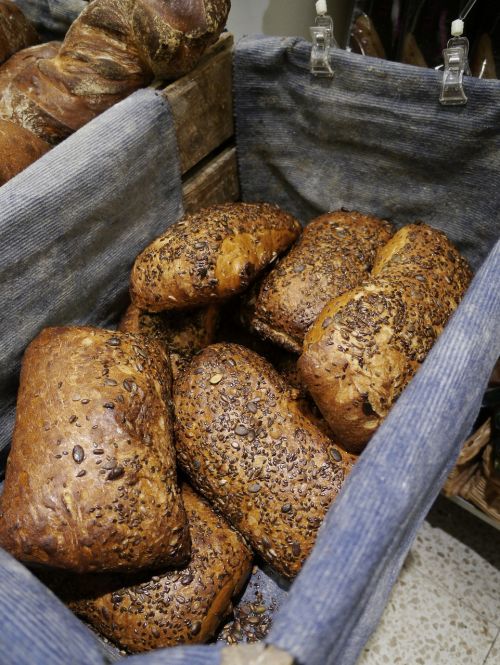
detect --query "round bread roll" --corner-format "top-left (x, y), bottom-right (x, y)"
top-left (0, 119), bottom-right (50, 185)
top-left (299, 224), bottom-right (472, 452)
top-left (50, 485), bottom-right (252, 652)
top-left (0, 326), bottom-right (190, 573)
top-left (248, 210), bottom-right (394, 353)
top-left (130, 203), bottom-right (302, 312)
top-left (174, 343), bottom-right (348, 579)
top-left (119, 303), bottom-right (219, 379)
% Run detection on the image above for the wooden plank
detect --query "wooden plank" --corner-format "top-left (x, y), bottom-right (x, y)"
top-left (163, 33), bottom-right (234, 175)
top-left (182, 145), bottom-right (239, 213)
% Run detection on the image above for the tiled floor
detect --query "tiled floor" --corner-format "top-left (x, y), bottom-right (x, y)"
top-left (358, 497), bottom-right (500, 665)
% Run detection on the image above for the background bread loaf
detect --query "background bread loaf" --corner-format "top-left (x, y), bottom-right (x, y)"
top-left (174, 343), bottom-right (347, 579)
top-left (0, 326), bottom-right (190, 573)
top-left (298, 224), bottom-right (472, 452)
top-left (0, 0), bottom-right (38, 65)
top-left (0, 0), bottom-right (230, 179)
top-left (130, 203), bottom-right (302, 312)
top-left (248, 210), bottom-right (394, 353)
top-left (119, 303), bottom-right (219, 379)
top-left (48, 485), bottom-right (252, 652)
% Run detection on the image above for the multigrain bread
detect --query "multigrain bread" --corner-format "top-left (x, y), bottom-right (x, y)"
top-left (174, 343), bottom-right (349, 579)
top-left (119, 303), bottom-right (219, 380)
top-left (248, 210), bottom-right (394, 353)
top-left (0, 0), bottom-right (230, 177)
top-left (0, 0), bottom-right (38, 65)
top-left (48, 485), bottom-right (252, 652)
top-left (130, 203), bottom-right (302, 312)
top-left (299, 224), bottom-right (472, 452)
top-left (0, 326), bottom-right (190, 573)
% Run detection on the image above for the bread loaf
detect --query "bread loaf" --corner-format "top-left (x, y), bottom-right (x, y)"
top-left (119, 303), bottom-right (219, 379)
top-left (0, 118), bottom-right (50, 184)
top-left (0, 0), bottom-right (230, 172)
top-left (174, 343), bottom-right (348, 579)
top-left (0, 326), bottom-right (190, 573)
top-left (130, 203), bottom-right (302, 312)
top-left (247, 211), bottom-right (394, 353)
top-left (0, 0), bottom-right (38, 65)
top-left (50, 485), bottom-right (252, 652)
top-left (298, 224), bottom-right (472, 452)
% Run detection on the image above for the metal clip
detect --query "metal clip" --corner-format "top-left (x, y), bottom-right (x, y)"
top-left (439, 20), bottom-right (471, 106)
top-left (310, 1), bottom-right (337, 78)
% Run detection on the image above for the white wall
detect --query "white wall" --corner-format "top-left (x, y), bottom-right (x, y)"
top-left (226, 0), bottom-right (354, 46)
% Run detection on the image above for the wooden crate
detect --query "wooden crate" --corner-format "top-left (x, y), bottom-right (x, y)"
top-left (161, 32), bottom-right (240, 213)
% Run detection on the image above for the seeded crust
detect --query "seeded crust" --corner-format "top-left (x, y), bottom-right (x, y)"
top-left (130, 203), bottom-right (302, 312)
top-left (0, 0), bottom-right (230, 145)
top-left (0, 0), bottom-right (38, 66)
top-left (119, 303), bottom-right (219, 380)
top-left (299, 224), bottom-right (472, 453)
top-left (48, 485), bottom-right (252, 652)
top-left (0, 119), bottom-right (50, 185)
top-left (174, 343), bottom-right (348, 579)
top-left (248, 211), bottom-right (394, 353)
top-left (0, 326), bottom-right (190, 573)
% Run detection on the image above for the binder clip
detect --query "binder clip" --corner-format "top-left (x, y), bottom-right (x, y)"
top-left (439, 19), bottom-right (471, 106)
top-left (310, 0), bottom-right (337, 78)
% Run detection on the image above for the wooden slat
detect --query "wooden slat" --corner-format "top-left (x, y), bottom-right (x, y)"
top-left (182, 145), bottom-right (239, 213)
top-left (163, 33), bottom-right (234, 175)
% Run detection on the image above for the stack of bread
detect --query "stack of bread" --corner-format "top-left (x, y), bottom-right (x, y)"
top-left (0, 0), bottom-right (231, 185)
top-left (0, 201), bottom-right (472, 652)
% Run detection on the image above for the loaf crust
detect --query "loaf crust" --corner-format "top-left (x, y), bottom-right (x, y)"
top-left (0, 326), bottom-right (190, 573)
top-left (119, 303), bottom-right (219, 379)
top-left (174, 343), bottom-right (347, 579)
top-left (130, 203), bottom-right (302, 312)
top-left (0, 118), bottom-right (50, 185)
top-left (248, 210), bottom-right (393, 353)
top-left (299, 224), bottom-right (472, 452)
top-left (0, 0), bottom-right (230, 144)
top-left (51, 485), bottom-right (252, 652)
top-left (0, 0), bottom-right (38, 65)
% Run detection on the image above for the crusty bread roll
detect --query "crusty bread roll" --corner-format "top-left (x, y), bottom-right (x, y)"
top-left (130, 203), bottom-right (302, 312)
top-left (0, 0), bottom-right (38, 65)
top-left (247, 210), bottom-right (393, 353)
top-left (0, 0), bottom-right (230, 174)
top-left (0, 118), bottom-right (50, 185)
top-left (298, 224), bottom-right (472, 452)
top-left (174, 343), bottom-right (348, 579)
top-left (49, 485), bottom-right (252, 652)
top-left (119, 303), bottom-right (219, 380)
top-left (0, 326), bottom-right (190, 573)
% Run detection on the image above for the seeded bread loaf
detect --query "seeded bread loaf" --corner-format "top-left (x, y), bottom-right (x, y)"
top-left (298, 224), bottom-right (472, 452)
top-left (0, 0), bottom-right (38, 65)
top-left (50, 485), bottom-right (252, 652)
top-left (248, 210), bottom-right (394, 353)
top-left (130, 203), bottom-right (302, 312)
top-left (0, 326), bottom-right (190, 573)
top-left (174, 343), bottom-right (348, 579)
top-left (119, 303), bottom-right (219, 380)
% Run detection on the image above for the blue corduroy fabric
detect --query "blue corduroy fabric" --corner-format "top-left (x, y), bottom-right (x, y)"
top-left (0, 88), bottom-right (184, 465)
top-left (14, 0), bottom-right (84, 37)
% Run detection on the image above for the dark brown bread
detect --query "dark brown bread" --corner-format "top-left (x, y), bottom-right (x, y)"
top-left (0, 0), bottom-right (38, 65)
top-left (299, 224), bottom-right (472, 452)
top-left (50, 485), bottom-right (252, 652)
top-left (247, 210), bottom-right (394, 353)
top-left (119, 303), bottom-right (219, 380)
top-left (130, 203), bottom-right (302, 312)
top-left (0, 326), bottom-right (190, 573)
top-left (0, 118), bottom-right (50, 185)
top-left (174, 343), bottom-right (348, 579)
top-left (0, 0), bottom-right (230, 151)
